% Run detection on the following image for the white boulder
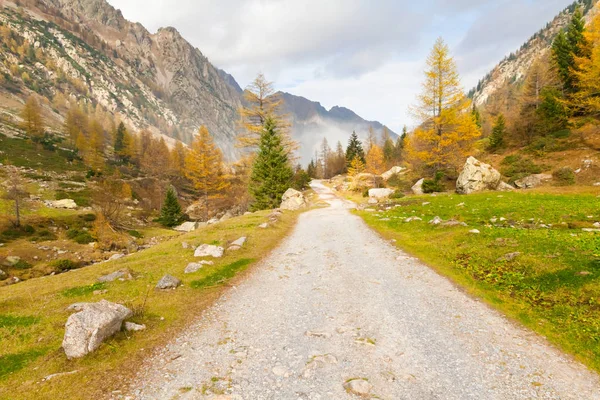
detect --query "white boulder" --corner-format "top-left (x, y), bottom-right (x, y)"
top-left (155, 274), bottom-right (181, 290)
top-left (194, 244), bottom-right (224, 258)
top-left (381, 166), bottom-right (406, 181)
top-left (62, 300), bottom-right (133, 359)
top-left (456, 157), bottom-right (502, 194)
top-left (280, 188), bottom-right (308, 211)
top-left (174, 221), bottom-right (200, 232)
top-left (514, 174), bottom-right (552, 189)
top-left (411, 179), bottom-right (425, 195)
top-left (45, 199), bottom-right (78, 209)
top-left (368, 188), bottom-right (394, 199)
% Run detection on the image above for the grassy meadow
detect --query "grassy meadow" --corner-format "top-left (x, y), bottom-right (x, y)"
top-left (357, 187), bottom-right (600, 372)
top-left (0, 210), bottom-right (298, 399)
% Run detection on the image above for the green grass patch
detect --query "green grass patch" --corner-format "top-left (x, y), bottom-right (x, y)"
top-left (66, 228), bottom-right (95, 244)
top-left (191, 259), bottom-right (255, 289)
top-left (61, 283), bottom-right (106, 298)
top-left (0, 348), bottom-right (47, 380)
top-left (0, 315), bottom-right (39, 328)
top-left (358, 189), bottom-right (600, 372)
top-left (55, 189), bottom-right (92, 207)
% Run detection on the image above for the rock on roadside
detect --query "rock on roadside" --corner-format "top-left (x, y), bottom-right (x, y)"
top-left (62, 300), bottom-right (132, 359)
top-left (156, 275), bottom-right (181, 290)
top-left (343, 379), bottom-right (373, 397)
top-left (194, 244), bottom-right (224, 258)
top-left (280, 188), bottom-right (308, 211)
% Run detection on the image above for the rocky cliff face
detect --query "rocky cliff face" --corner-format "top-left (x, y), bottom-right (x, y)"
top-left (471, 0), bottom-right (598, 107)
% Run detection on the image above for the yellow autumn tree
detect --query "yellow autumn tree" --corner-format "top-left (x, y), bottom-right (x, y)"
top-left (366, 144), bottom-right (385, 175)
top-left (407, 37), bottom-right (480, 174)
top-left (185, 126), bottom-right (230, 220)
top-left (87, 119), bottom-right (105, 170)
top-left (237, 73), bottom-right (297, 156)
top-left (20, 95), bottom-right (44, 140)
top-left (169, 141), bottom-right (187, 176)
top-left (347, 156), bottom-right (365, 177)
top-left (571, 10), bottom-right (600, 117)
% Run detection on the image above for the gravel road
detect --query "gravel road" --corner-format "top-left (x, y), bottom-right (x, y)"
top-left (125, 181), bottom-right (600, 399)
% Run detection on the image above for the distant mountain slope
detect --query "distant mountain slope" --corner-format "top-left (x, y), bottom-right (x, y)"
top-left (278, 92), bottom-right (397, 163)
top-left (470, 0), bottom-right (598, 107)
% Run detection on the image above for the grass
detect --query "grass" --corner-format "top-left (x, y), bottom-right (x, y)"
top-left (0, 209), bottom-right (299, 399)
top-left (357, 188), bottom-right (600, 373)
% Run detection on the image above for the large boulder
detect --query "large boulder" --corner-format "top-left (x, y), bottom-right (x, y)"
top-left (62, 300), bottom-right (133, 359)
top-left (368, 188), bottom-right (394, 199)
top-left (381, 166), bottom-right (406, 181)
top-left (280, 189), bottom-right (307, 211)
top-left (194, 244), bottom-right (224, 258)
top-left (411, 178), bottom-right (425, 195)
top-left (45, 199), bottom-right (77, 209)
top-left (3, 256), bottom-right (21, 267)
top-left (456, 157), bottom-right (502, 194)
top-left (174, 221), bottom-right (201, 232)
top-left (514, 173), bottom-right (552, 189)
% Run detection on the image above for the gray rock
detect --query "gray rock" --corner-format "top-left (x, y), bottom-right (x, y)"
top-left (62, 300), bottom-right (132, 359)
top-left (367, 198), bottom-right (378, 205)
top-left (582, 228), bottom-right (600, 233)
top-left (456, 157), bottom-right (502, 194)
top-left (228, 245), bottom-right (242, 251)
top-left (66, 303), bottom-right (92, 312)
top-left (381, 166), bottom-right (406, 181)
top-left (497, 252), bottom-right (521, 262)
top-left (3, 256), bottom-right (21, 267)
top-left (514, 174), bottom-right (552, 189)
top-left (469, 229), bottom-right (481, 234)
top-left (182, 242), bottom-right (190, 249)
top-left (280, 188), bottom-right (308, 211)
top-left (174, 221), bottom-right (199, 232)
top-left (497, 181), bottom-right (515, 192)
top-left (220, 212), bottom-right (233, 222)
top-left (0, 269), bottom-right (6, 280)
top-left (441, 220), bottom-right (468, 227)
top-left (156, 275), bottom-right (181, 290)
top-left (108, 253), bottom-right (125, 261)
top-left (124, 322), bottom-right (146, 332)
top-left (207, 218), bottom-right (220, 225)
top-left (429, 216), bottom-right (443, 225)
top-left (404, 217), bottom-right (422, 223)
top-left (411, 178), bottom-right (425, 195)
top-left (194, 244), bottom-right (224, 258)
top-left (231, 237), bottom-right (247, 247)
top-left (185, 261), bottom-right (213, 274)
top-left (258, 223), bottom-right (269, 229)
top-left (45, 199), bottom-right (77, 209)
top-left (343, 379), bottom-right (373, 397)
top-left (98, 269), bottom-right (133, 283)
top-left (368, 188), bottom-right (394, 199)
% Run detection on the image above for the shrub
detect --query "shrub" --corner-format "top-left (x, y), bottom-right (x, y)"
top-left (66, 228), bottom-right (95, 244)
top-left (50, 259), bottom-right (79, 271)
top-left (553, 167), bottom-right (575, 186)
top-left (12, 260), bottom-right (32, 270)
top-left (390, 190), bottom-right (405, 199)
top-left (362, 188), bottom-right (370, 198)
top-left (30, 229), bottom-right (56, 242)
top-left (128, 230), bottom-right (143, 239)
top-left (500, 155), bottom-right (544, 182)
top-left (422, 171), bottom-right (445, 194)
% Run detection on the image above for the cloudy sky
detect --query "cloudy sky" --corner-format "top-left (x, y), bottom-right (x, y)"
top-left (108, 0), bottom-right (573, 132)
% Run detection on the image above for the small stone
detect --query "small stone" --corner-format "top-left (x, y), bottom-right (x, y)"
top-left (305, 330), bottom-right (331, 339)
top-left (429, 216), bottom-right (443, 225)
top-left (577, 271), bottom-right (592, 276)
top-left (343, 379), bottom-right (373, 397)
top-left (594, 222), bottom-right (600, 228)
top-left (98, 269), bottom-right (133, 283)
top-left (182, 242), bottom-right (190, 249)
top-left (93, 290), bottom-right (108, 296)
top-left (404, 217), bottom-right (422, 223)
top-left (497, 252), bottom-right (521, 262)
top-left (156, 275), bottom-right (181, 290)
top-left (441, 220), bottom-right (468, 227)
top-left (194, 244), bottom-right (224, 258)
top-left (228, 245), bottom-right (242, 251)
top-left (422, 202), bottom-right (430, 206)
top-left (582, 228), bottom-right (600, 233)
top-left (469, 229), bottom-right (481, 234)
top-left (231, 237), bottom-right (247, 247)
top-left (258, 223), bottom-right (268, 229)
top-left (124, 322), bottom-right (146, 332)
top-left (184, 262), bottom-right (204, 274)
top-left (108, 253), bottom-right (125, 261)
top-left (368, 198), bottom-right (378, 205)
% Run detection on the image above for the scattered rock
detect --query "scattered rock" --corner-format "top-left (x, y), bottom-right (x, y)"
top-left (578, 271), bottom-right (592, 276)
top-left (582, 228), bottom-right (600, 233)
top-left (302, 354), bottom-right (338, 378)
top-left (220, 211), bottom-right (233, 222)
top-left (62, 300), bottom-right (133, 359)
top-left (174, 221), bottom-right (200, 232)
top-left (469, 229), bottom-right (481, 234)
top-left (497, 181), bottom-right (515, 192)
top-left (381, 166), bottom-right (406, 181)
top-left (107, 253), bottom-right (125, 262)
top-left (429, 216), bottom-right (443, 225)
top-left (594, 222), bottom-right (600, 228)
top-left (124, 322), bottom-right (146, 332)
top-left (156, 275), bottom-right (182, 290)
top-left (441, 220), bottom-right (468, 227)
top-left (258, 223), bottom-right (269, 229)
top-left (411, 178), bottom-right (424, 195)
top-left (368, 188), bottom-right (394, 199)
top-left (228, 245), bottom-right (242, 251)
top-left (207, 218), bottom-right (220, 225)
top-left (343, 379), bottom-right (373, 397)
top-left (66, 303), bottom-right (91, 312)
top-left (280, 188), bottom-right (308, 211)
top-left (514, 174), bottom-right (552, 189)
top-left (42, 370), bottom-right (79, 382)
top-left (367, 198), bottom-right (378, 205)
top-left (182, 242), bottom-right (190, 249)
top-left (194, 244), bottom-right (224, 258)
top-left (98, 269), bottom-right (134, 283)
top-left (3, 256), bottom-right (21, 267)
top-left (93, 289), bottom-right (108, 296)
top-left (456, 157), bottom-right (502, 194)
top-left (497, 252), bottom-right (521, 262)
top-left (404, 217), bottom-right (422, 223)
top-left (185, 262), bottom-right (204, 274)
top-left (45, 199), bottom-right (77, 209)
top-left (231, 237), bottom-right (247, 247)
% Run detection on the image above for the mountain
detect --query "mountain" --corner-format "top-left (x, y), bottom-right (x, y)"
top-left (470, 0), bottom-right (598, 107)
top-left (278, 92), bottom-right (397, 163)
top-left (0, 0), bottom-right (394, 164)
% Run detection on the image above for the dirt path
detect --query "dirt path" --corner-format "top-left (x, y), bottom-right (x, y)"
top-left (124, 181), bottom-right (600, 399)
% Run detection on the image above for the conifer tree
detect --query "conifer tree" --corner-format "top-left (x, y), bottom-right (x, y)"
top-left (366, 144), bottom-right (385, 175)
top-left (347, 156), bottom-right (365, 177)
top-left (307, 159), bottom-right (317, 178)
top-left (158, 187), bottom-right (183, 227)
top-left (249, 117), bottom-right (293, 211)
top-left (21, 95), bottom-right (44, 140)
top-left (346, 131), bottom-right (365, 166)
top-left (185, 126), bottom-right (229, 220)
top-left (114, 122), bottom-right (126, 156)
top-left (488, 114), bottom-right (506, 151)
top-left (471, 106), bottom-right (482, 129)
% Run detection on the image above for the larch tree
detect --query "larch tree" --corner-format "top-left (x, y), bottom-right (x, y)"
top-left (3, 165), bottom-right (28, 227)
top-left (571, 10), bottom-right (600, 117)
top-left (237, 73), bottom-right (297, 156)
top-left (366, 126), bottom-right (378, 153)
top-left (185, 126), bottom-right (229, 220)
top-left (249, 117), bottom-right (293, 211)
top-left (347, 156), bottom-right (365, 177)
top-left (169, 141), bottom-right (187, 176)
top-left (407, 37), bottom-right (480, 174)
top-left (365, 144), bottom-right (385, 187)
top-left (20, 95), bottom-right (44, 140)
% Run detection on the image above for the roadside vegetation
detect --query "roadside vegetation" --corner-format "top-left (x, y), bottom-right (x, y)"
top-left (356, 188), bottom-right (600, 373)
top-left (0, 210), bottom-right (298, 399)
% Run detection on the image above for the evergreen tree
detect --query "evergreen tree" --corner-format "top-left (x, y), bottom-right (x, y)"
top-left (471, 105), bottom-right (482, 129)
top-left (382, 126), bottom-right (395, 166)
top-left (488, 114), bottom-right (506, 151)
top-left (346, 131), bottom-right (365, 166)
top-left (249, 117), bottom-right (293, 211)
top-left (114, 122), bottom-right (126, 156)
top-left (553, 8), bottom-right (588, 92)
top-left (158, 187), bottom-right (183, 227)
top-left (307, 159), bottom-right (317, 178)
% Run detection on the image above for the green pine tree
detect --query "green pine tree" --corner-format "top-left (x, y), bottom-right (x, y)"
top-left (553, 8), bottom-right (588, 92)
top-left (488, 114), bottom-right (506, 151)
top-left (158, 187), bottom-right (183, 227)
top-left (471, 105), bottom-right (482, 129)
top-left (249, 117), bottom-right (294, 211)
top-left (114, 122), bottom-right (126, 159)
top-left (345, 131), bottom-right (365, 167)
